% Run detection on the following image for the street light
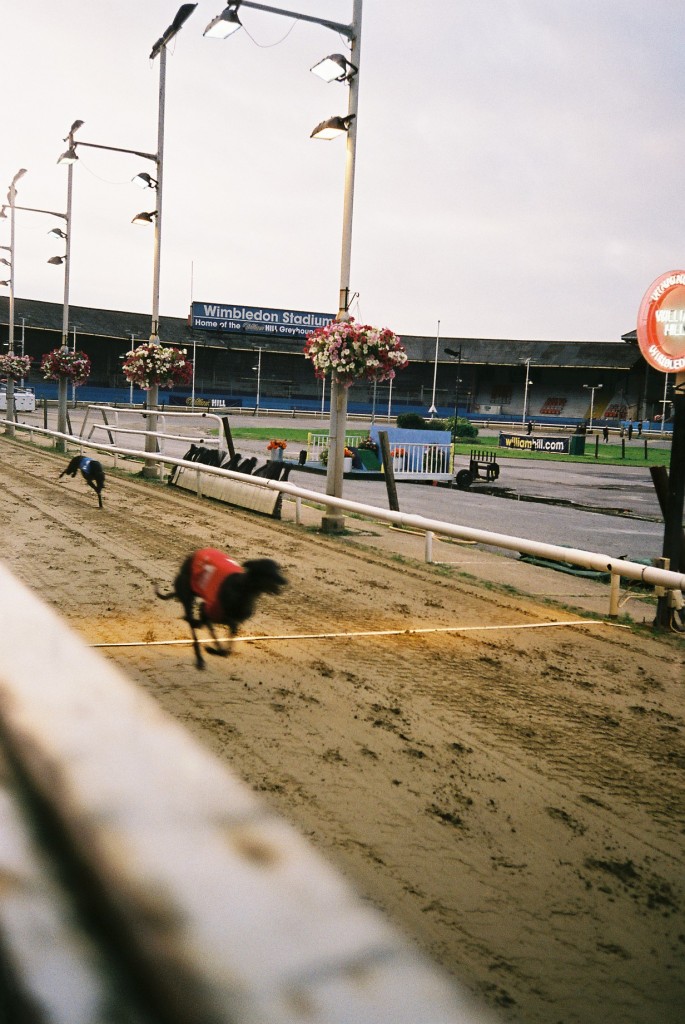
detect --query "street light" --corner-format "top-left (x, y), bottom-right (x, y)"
top-left (311, 53), bottom-right (357, 83)
top-left (2, 168), bottom-right (27, 437)
top-left (310, 115), bottom-right (355, 140)
top-left (428, 319), bottom-right (440, 417)
top-left (204, 3), bottom-right (242, 38)
top-left (205, 0), bottom-right (362, 532)
top-left (583, 383), bottom-right (603, 431)
top-left (445, 346), bottom-right (462, 445)
top-left (659, 374), bottom-right (671, 433)
top-left (57, 6), bottom-right (196, 473)
top-left (252, 347), bottom-right (262, 412)
top-left (521, 357), bottom-right (533, 426)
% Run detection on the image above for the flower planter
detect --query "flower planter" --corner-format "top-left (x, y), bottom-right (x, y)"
top-left (343, 457), bottom-right (353, 473)
top-left (270, 448), bottom-right (284, 462)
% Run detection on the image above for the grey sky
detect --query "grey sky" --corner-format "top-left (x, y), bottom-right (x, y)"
top-left (2, 1), bottom-right (683, 342)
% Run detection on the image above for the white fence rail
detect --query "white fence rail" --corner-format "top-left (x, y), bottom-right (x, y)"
top-left (3, 418), bottom-right (685, 612)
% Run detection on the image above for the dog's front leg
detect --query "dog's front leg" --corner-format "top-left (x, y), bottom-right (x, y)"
top-left (183, 606), bottom-right (206, 670)
top-left (204, 618), bottom-right (229, 658)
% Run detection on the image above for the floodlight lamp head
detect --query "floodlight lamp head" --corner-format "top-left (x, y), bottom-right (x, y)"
top-left (48, 227), bottom-right (67, 239)
top-left (132, 172), bottom-right (158, 190)
top-left (204, 5), bottom-right (242, 38)
top-left (310, 54), bottom-right (357, 83)
top-left (0, 207), bottom-right (7, 219)
top-left (11, 169), bottom-right (27, 188)
top-left (0, 280), bottom-right (10, 287)
top-left (310, 114), bottom-right (355, 140)
top-left (150, 2), bottom-right (198, 58)
top-left (58, 146), bottom-right (79, 165)
top-left (132, 211), bottom-right (157, 225)
top-left (0, 258), bottom-right (10, 267)
top-left (47, 256), bottom-right (66, 266)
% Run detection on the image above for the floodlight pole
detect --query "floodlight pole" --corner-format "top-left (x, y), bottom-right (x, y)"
top-left (3, 168), bottom-right (26, 437)
top-left (583, 383), bottom-right (602, 432)
top-left (205, 1), bottom-right (361, 530)
top-left (429, 320), bottom-right (440, 417)
top-left (143, 3), bottom-right (196, 476)
top-left (56, 124), bottom-right (77, 451)
top-left (522, 357), bottom-right (532, 426)
top-left (323, 0), bottom-right (362, 533)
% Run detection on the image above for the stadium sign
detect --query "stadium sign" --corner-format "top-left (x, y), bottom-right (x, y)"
top-left (191, 301), bottom-right (334, 338)
top-left (636, 270), bottom-right (685, 373)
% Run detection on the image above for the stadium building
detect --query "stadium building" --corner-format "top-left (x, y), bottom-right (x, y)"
top-left (0, 296), bottom-right (667, 425)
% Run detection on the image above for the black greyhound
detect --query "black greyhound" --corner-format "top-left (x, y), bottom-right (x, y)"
top-left (156, 548), bottom-right (287, 669)
top-left (59, 456), bottom-right (105, 508)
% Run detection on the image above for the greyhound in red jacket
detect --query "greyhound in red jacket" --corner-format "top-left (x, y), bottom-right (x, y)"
top-left (156, 548), bottom-right (287, 669)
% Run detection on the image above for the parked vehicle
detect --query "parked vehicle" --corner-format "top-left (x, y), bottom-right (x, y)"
top-left (0, 385), bottom-right (36, 412)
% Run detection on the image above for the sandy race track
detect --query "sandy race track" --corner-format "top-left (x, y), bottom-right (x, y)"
top-left (1, 436), bottom-right (683, 1024)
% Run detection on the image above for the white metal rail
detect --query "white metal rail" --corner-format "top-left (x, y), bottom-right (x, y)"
top-left (3, 418), bottom-right (685, 611)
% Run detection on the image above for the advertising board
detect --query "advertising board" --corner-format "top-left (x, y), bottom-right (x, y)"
top-left (499, 432), bottom-right (578, 454)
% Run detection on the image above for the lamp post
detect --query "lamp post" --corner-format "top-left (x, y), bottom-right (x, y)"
top-left (2, 176), bottom-right (71, 446)
top-left (57, 6), bottom-right (196, 474)
top-left (583, 383), bottom-right (603, 431)
top-left (429, 319), bottom-right (440, 417)
top-left (2, 168), bottom-right (26, 437)
top-left (521, 357), bottom-right (533, 426)
top-left (252, 347), bottom-right (262, 413)
top-left (659, 374), bottom-right (670, 433)
top-left (144, 3), bottom-right (197, 474)
top-left (445, 346), bottom-right (462, 445)
top-left (205, 0), bottom-right (362, 532)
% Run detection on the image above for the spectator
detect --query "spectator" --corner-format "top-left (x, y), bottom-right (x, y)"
top-left (526, 420), bottom-right (533, 435)
top-left (603, 425), bottom-right (609, 443)
top-left (628, 422), bottom-right (633, 440)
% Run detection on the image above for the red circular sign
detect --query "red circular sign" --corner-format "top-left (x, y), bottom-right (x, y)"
top-left (637, 270), bottom-right (685, 373)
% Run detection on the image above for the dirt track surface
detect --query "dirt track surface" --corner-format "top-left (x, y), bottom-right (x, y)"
top-left (1, 437), bottom-right (684, 1024)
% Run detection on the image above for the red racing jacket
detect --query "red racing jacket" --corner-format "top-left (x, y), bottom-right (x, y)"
top-left (189, 548), bottom-right (244, 622)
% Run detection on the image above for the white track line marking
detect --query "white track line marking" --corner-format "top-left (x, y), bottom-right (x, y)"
top-left (91, 618), bottom-right (623, 649)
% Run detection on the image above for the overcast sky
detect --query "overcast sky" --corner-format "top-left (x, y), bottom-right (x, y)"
top-left (2, 1), bottom-right (683, 342)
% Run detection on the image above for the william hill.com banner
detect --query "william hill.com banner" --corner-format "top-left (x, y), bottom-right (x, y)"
top-left (499, 433), bottom-right (571, 454)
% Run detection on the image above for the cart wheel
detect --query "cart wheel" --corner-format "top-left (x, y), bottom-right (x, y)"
top-left (456, 469), bottom-right (473, 490)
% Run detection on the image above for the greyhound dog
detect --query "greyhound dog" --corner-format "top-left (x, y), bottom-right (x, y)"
top-left (59, 456), bottom-right (105, 508)
top-left (156, 548), bottom-right (287, 669)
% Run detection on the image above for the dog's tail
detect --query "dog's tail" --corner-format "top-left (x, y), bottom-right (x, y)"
top-left (155, 586), bottom-right (176, 602)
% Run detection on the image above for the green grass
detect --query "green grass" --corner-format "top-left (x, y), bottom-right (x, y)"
top-left (224, 426), bottom-right (672, 468)
top-left (452, 437), bottom-right (671, 468)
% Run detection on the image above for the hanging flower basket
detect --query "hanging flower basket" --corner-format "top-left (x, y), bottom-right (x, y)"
top-left (41, 348), bottom-right (91, 386)
top-left (0, 353), bottom-right (32, 381)
top-left (304, 319), bottom-right (408, 389)
top-left (121, 342), bottom-right (192, 391)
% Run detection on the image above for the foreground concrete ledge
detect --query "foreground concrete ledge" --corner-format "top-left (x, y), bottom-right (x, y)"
top-left (0, 562), bottom-right (490, 1024)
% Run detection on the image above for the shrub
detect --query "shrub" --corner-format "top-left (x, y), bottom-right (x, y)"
top-left (396, 412), bottom-right (428, 429)
top-left (447, 416), bottom-right (479, 439)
